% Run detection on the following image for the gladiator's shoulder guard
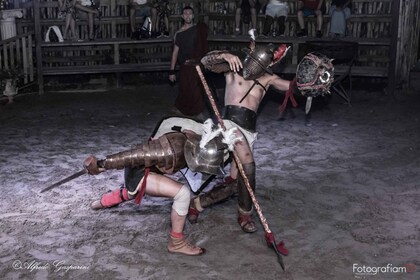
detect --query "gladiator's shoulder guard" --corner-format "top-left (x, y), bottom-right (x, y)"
top-left (201, 50), bottom-right (231, 73)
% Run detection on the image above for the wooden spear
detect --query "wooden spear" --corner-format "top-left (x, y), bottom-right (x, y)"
top-left (195, 65), bottom-right (287, 270)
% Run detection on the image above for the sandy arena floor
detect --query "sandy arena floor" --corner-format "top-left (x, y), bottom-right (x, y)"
top-left (0, 83), bottom-right (419, 280)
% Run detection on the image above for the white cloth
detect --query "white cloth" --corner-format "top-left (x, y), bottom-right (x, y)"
top-left (79, 0), bottom-right (93, 7)
top-left (265, 1), bottom-right (289, 18)
top-left (329, 5), bottom-right (351, 35)
top-left (223, 119), bottom-right (258, 151)
top-left (133, 0), bottom-right (148, 5)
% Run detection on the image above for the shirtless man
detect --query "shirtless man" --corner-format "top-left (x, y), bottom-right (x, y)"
top-left (189, 43), bottom-right (291, 233)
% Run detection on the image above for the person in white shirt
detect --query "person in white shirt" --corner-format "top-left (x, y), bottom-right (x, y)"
top-left (262, 0), bottom-right (289, 37)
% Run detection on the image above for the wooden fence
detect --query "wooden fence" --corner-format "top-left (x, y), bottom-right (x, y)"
top-left (1, 0), bottom-right (419, 94)
top-left (391, 0), bottom-right (420, 89)
top-left (0, 32), bottom-right (35, 88)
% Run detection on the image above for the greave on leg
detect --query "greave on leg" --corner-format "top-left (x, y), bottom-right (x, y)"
top-left (198, 178), bottom-right (238, 209)
top-left (91, 187), bottom-right (130, 210)
top-left (102, 187), bottom-right (130, 206)
top-left (237, 162), bottom-right (256, 212)
top-left (188, 176), bottom-right (237, 224)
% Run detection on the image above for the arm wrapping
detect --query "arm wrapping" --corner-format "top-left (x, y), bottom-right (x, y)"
top-left (200, 50), bottom-right (231, 73)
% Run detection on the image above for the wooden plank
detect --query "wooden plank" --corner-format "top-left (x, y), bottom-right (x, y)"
top-left (34, 0), bottom-right (44, 94)
top-left (207, 35), bottom-right (391, 46)
top-left (3, 44), bottom-right (8, 69)
top-left (22, 37), bottom-right (29, 84)
top-left (277, 64), bottom-right (388, 77)
top-left (42, 63), bottom-right (172, 75)
top-left (16, 39), bottom-right (21, 69)
top-left (9, 42), bottom-right (15, 68)
top-left (28, 33), bottom-right (34, 82)
top-left (41, 63), bottom-right (386, 78)
top-left (40, 38), bottom-right (172, 47)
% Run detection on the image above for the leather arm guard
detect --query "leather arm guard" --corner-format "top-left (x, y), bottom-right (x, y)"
top-left (99, 132), bottom-right (188, 175)
top-left (200, 50), bottom-right (231, 73)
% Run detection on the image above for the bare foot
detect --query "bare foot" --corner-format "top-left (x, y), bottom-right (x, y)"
top-left (90, 200), bottom-right (103, 210)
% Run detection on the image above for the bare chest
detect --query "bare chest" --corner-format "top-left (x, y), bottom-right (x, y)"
top-left (225, 74), bottom-right (268, 110)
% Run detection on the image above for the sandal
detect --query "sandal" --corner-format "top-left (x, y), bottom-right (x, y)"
top-left (167, 236), bottom-right (205, 256)
top-left (238, 212), bottom-right (257, 233)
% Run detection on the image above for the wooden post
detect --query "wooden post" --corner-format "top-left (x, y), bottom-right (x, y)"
top-left (387, 0), bottom-right (400, 94)
top-left (33, 0), bottom-right (44, 95)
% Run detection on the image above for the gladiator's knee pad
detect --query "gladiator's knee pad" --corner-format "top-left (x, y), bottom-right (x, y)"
top-left (237, 162), bottom-right (256, 212)
top-left (124, 167), bottom-right (145, 193)
top-left (173, 184), bottom-right (191, 216)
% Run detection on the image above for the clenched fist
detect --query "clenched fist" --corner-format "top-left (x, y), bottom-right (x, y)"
top-left (83, 155), bottom-right (105, 175)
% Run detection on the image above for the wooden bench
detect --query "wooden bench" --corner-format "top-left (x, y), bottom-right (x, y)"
top-left (39, 34), bottom-right (389, 78)
top-left (41, 38), bottom-right (173, 75)
top-left (39, 38), bottom-right (174, 90)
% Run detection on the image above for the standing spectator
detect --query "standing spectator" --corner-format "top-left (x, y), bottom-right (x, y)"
top-left (128, 0), bottom-right (158, 39)
top-left (75, 0), bottom-right (101, 40)
top-left (296, 0), bottom-right (325, 38)
top-left (234, 0), bottom-right (259, 35)
top-left (153, 0), bottom-right (170, 37)
top-left (329, 0), bottom-right (352, 38)
top-left (169, 6), bottom-right (209, 120)
top-left (262, 0), bottom-right (289, 37)
top-left (58, 0), bottom-right (81, 41)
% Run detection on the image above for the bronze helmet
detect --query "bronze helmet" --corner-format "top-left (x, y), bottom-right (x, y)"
top-left (242, 44), bottom-right (275, 80)
top-left (184, 134), bottom-right (226, 175)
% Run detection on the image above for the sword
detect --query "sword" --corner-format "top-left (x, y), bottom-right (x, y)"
top-left (305, 96), bottom-right (313, 115)
top-left (40, 169), bottom-right (87, 193)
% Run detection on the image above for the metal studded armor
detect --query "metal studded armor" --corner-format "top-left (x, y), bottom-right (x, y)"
top-left (95, 132), bottom-right (188, 175)
top-left (296, 52), bottom-right (334, 98)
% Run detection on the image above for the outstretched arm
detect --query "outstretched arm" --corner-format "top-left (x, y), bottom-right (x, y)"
top-left (269, 75), bottom-right (291, 92)
top-left (201, 51), bottom-right (242, 73)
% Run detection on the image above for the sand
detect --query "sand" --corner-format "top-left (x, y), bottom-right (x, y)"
top-left (0, 83), bottom-right (419, 279)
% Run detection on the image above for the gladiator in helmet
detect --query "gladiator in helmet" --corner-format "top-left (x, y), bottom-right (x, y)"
top-left (241, 30), bottom-right (290, 80)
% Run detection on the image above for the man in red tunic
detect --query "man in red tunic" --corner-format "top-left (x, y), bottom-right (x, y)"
top-left (169, 6), bottom-right (208, 120)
